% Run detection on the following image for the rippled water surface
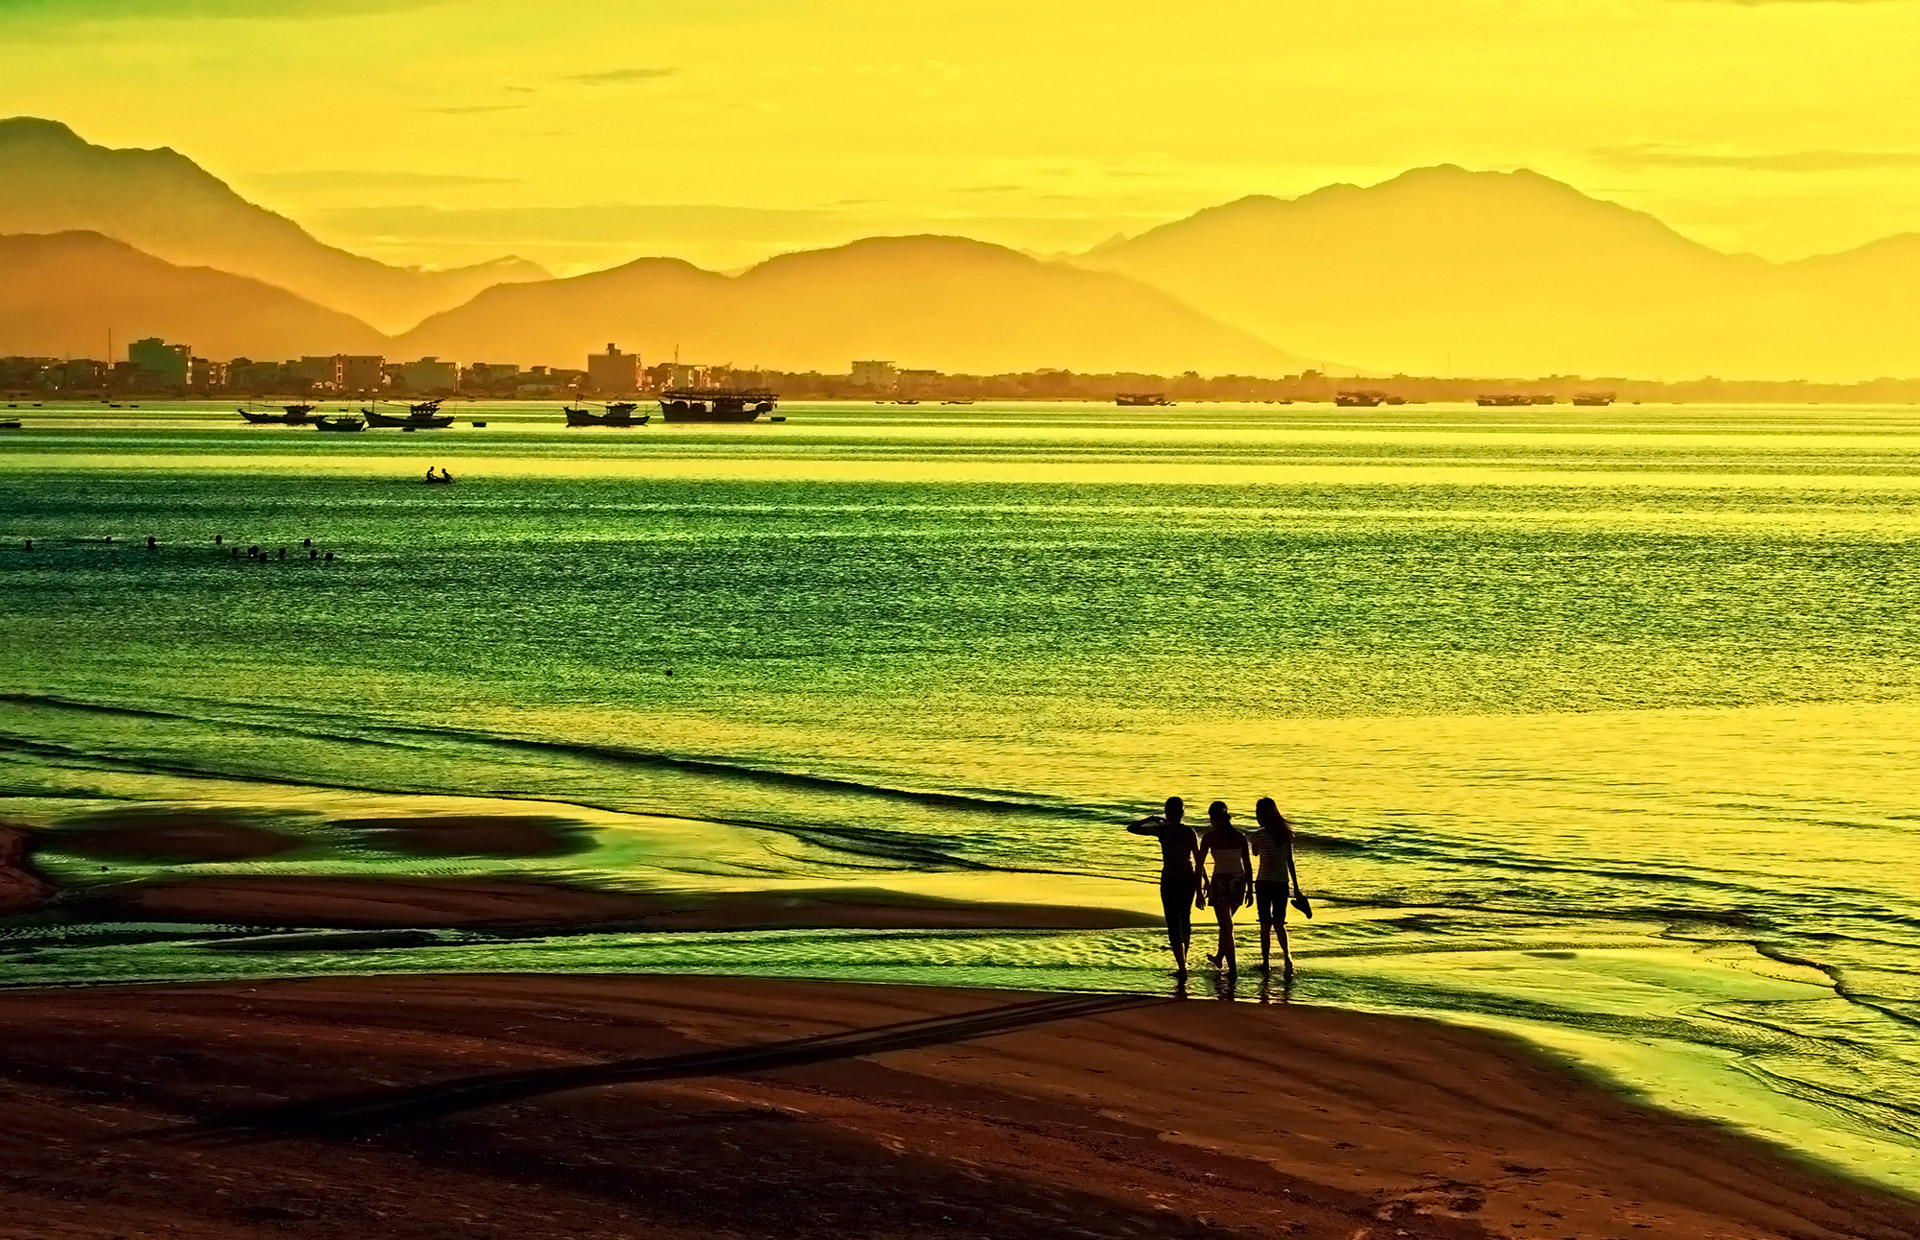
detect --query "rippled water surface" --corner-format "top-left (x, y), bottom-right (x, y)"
top-left (2, 399), bottom-right (1917, 1192)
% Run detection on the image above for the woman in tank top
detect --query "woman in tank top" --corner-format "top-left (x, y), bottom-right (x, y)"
top-left (1246, 796), bottom-right (1304, 979)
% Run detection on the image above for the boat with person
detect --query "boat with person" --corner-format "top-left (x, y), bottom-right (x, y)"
top-left (1115, 393), bottom-right (1173, 406)
top-left (657, 388), bottom-right (778, 422)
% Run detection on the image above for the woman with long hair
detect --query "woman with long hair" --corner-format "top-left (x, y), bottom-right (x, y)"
top-left (1196, 800), bottom-right (1251, 972)
top-left (1247, 796), bottom-right (1305, 978)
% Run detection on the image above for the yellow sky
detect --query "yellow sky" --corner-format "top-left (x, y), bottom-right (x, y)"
top-left (9, 0), bottom-right (1920, 273)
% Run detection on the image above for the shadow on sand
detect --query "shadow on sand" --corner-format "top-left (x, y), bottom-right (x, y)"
top-left (161, 990), bottom-right (1166, 1142)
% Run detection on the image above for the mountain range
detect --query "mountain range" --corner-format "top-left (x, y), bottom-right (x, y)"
top-left (1078, 166), bottom-right (1920, 380)
top-left (395, 236), bottom-right (1306, 375)
top-left (0, 231), bottom-right (386, 360)
top-left (6, 115), bottom-right (1920, 380)
top-left (0, 118), bottom-right (548, 335)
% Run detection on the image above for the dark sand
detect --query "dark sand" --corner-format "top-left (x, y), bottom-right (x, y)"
top-left (0, 974), bottom-right (1912, 1240)
top-left (0, 826), bottom-right (54, 915)
top-left (331, 814), bottom-right (585, 857)
top-left (49, 810), bottom-right (299, 862)
top-left (93, 875), bottom-right (1161, 931)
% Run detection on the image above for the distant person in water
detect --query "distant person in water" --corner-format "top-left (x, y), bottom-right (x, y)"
top-left (1197, 801), bottom-right (1251, 973)
top-left (1246, 796), bottom-right (1305, 979)
top-left (1126, 796), bottom-right (1202, 977)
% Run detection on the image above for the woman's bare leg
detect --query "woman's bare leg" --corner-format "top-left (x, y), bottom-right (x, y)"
top-left (1214, 903), bottom-right (1235, 971)
top-left (1276, 912), bottom-right (1293, 978)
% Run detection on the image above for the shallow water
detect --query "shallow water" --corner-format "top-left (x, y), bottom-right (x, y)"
top-left (2, 399), bottom-right (1917, 1193)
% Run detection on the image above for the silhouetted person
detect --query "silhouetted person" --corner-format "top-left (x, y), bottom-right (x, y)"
top-left (427, 465), bottom-right (437, 481)
top-left (1246, 796), bottom-right (1306, 979)
top-left (1197, 800), bottom-right (1251, 974)
top-left (1126, 796), bottom-right (1202, 978)
top-left (145, 535), bottom-right (156, 550)
top-left (309, 548), bottom-right (318, 559)
top-left (302, 538), bottom-right (312, 547)
top-left (215, 534), bottom-right (223, 545)
top-left (23, 539), bottom-right (31, 551)
top-left (324, 552), bottom-right (334, 562)
top-left (277, 547), bottom-right (286, 560)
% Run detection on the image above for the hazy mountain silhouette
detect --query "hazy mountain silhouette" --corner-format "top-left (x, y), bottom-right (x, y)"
top-left (397, 235), bottom-right (1310, 375)
top-left (1080, 166), bottom-right (1920, 381)
top-left (0, 117), bottom-right (548, 334)
top-left (0, 231), bottom-right (386, 359)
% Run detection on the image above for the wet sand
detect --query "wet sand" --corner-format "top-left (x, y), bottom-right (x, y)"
top-left (93, 875), bottom-right (1162, 931)
top-left (0, 826), bottom-right (54, 915)
top-left (0, 973), bottom-right (1912, 1240)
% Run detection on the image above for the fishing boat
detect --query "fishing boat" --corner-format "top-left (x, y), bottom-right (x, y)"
top-left (1476, 394), bottom-right (1533, 407)
top-left (365, 406), bottom-right (454, 429)
top-left (564, 403), bottom-right (651, 427)
top-left (0, 419), bottom-right (21, 430)
top-left (1335, 390), bottom-right (1388, 407)
top-left (943, 399), bottom-right (975, 405)
top-left (657, 388), bottom-right (777, 423)
top-left (313, 415), bottom-right (367, 433)
top-left (1572, 391), bottom-right (1616, 406)
top-left (1115, 393), bottom-right (1173, 407)
top-left (240, 404), bottom-right (313, 425)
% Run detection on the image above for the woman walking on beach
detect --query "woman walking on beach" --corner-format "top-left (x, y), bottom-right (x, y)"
top-left (1247, 796), bottom-right (1305, 979)
top-left (1127, 796), bottom-right (1202, 977)
top-left (1197, 801), bottom-right (1251, 973)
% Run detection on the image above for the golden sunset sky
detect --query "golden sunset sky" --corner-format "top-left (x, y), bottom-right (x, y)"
top-left (8, 0), bottom-right (1920, 273)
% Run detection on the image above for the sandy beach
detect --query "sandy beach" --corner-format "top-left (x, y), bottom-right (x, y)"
top-left (0, 973), bottom-right (1913, 1240)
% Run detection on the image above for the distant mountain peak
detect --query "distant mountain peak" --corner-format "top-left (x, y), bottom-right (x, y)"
top-left (0, 116), bottom-right (550, 332)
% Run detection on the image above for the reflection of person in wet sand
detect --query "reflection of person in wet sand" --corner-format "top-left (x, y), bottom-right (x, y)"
top-left (1197, 800), bottom-right (1251, 974)
top-left (1126, 796), bottom-right (1202, 978)
top-left (1245, 796), bottom-right (1305, 979)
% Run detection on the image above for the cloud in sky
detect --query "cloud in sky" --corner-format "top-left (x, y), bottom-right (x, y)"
top-left (252, 170), bottom-right (522, 190)
top-left (1593, 144), bottom-right (1920, 172)
top-left (566, 67), bottom-right (678, 86)
top-left (0, 0), bottom-right (444, 18)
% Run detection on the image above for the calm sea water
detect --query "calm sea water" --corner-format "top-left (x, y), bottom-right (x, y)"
top-left (2, 399), bottom-right (1918, 1192)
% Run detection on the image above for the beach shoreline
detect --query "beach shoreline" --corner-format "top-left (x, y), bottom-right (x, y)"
top-left (0, 972), bottom-right (1912, 1240)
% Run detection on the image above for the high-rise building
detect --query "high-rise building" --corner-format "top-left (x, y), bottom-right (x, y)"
top-left (128, 337), bottom-right (191, 387)
top-left (331, 355), bottom-right (385, 393)
top-left (398, 357), bottom-right (459, 393)
top-left (587, 344), bottom-right (641, 394)
top-left (851, 359), bottom-right (896, 389)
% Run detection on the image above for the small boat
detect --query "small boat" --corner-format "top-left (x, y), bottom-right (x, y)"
top-left (365, 407), bottom-right (454, 429)
top-left (893, 399), bottom-right (921, 405)
top-left (1335, 390), bottom-right (1387, 407)
top-left (422, 473), bottom-right (456, 485)
top-left (942, 399), bottom-right (974, 405)
top-left (1115, 393), bottom-right (1173, 407)
top-left (564, 404), bottom-right (649, 427)
top-left (1572, 392), bottom-right (1615, 407)
top-left (470, 421), bottom-right (487, 427)
top-left (769, 415), bottom-right (787, 423)
top-left (1476, 394), bottom-right (1533, 407)
top-left (313, 415), bottom-right (367, 433)
top-left (0, 419), bottom-right (21, 430)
